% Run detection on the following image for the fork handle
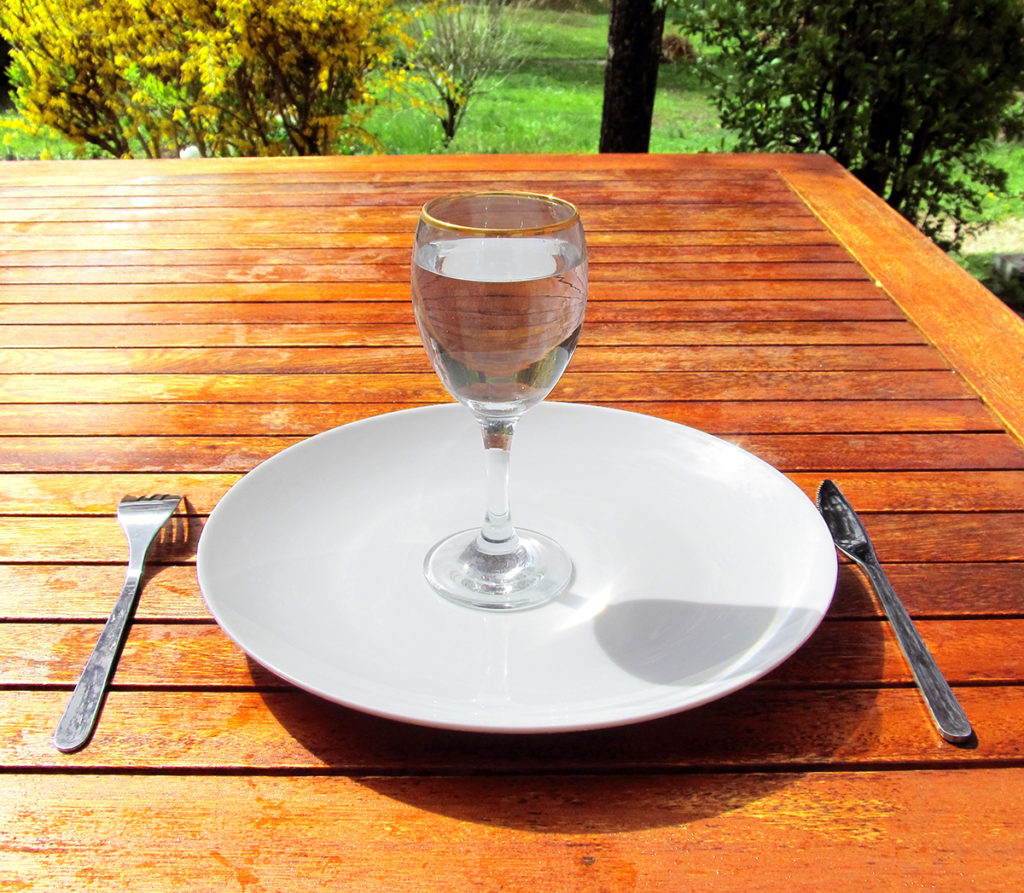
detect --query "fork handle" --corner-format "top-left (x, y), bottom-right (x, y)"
top-left (53, 567), bottom-right (143, 752)
top-left (860, 558), bottom-right (974, 744)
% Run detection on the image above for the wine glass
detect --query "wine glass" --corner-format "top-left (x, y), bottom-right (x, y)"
top-left (411, 192), bottom-right (588, 611)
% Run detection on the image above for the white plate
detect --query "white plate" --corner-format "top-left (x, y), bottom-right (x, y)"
top-left (197, 403), bottom-right (837, 733)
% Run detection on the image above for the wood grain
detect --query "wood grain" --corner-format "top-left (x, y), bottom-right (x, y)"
top-left (0, 278), bottom-right (887, 303)
top-left (782, 159), bottom-right (1024, 445)
top-left (0, 294), bottom-right (907, 322)
top-left (2, 770), bottom-right (1020, 890)
top-left (3, 153), bottom-right (1024, 890)
top-left (0, 399), bottom-right (999, 437)
top-left (2, 688), bottom-right (1022, 773)
top-left (2, 512), bottom-right (1022, 564)
top-left (5, 619), bottom-right (1021, 690)
top-left (0, 343), bottom-right (947, 374)
top-left (0, 369), bottom-right (982, 404)
top-left (2, 561), bottom-right (1021, 622)
top-left (7, 431), bottom-right (1021, 473)
top-left (3, 470), bottom-right (1021, 515)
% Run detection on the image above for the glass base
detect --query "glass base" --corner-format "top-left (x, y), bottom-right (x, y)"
top-left (423, 528), bottom-right (574, 611)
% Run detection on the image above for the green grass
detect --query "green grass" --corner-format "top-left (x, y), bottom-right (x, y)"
top-left (367, 50), bottom-right (734, 156)
top-left (514, 7), bottom-right (609, 58)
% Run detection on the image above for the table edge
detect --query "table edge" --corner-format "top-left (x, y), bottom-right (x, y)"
top-left (777, 155), bottom-right (1024, 446)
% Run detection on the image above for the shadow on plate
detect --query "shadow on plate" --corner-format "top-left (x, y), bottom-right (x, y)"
top-left (592, 598), bottom-right (819, 686)
top-left (255, 565), bottom-right (886, 833)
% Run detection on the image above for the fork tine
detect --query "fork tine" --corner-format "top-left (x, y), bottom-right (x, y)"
top-left (116, 495), bottom-right (182, 518)
top-left (55, 492), bottom-right (184, 751)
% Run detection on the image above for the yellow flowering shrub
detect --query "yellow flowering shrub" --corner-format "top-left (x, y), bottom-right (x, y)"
top-left (0, 0), bottom-right (417, 156)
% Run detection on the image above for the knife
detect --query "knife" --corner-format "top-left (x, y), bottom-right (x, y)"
top-left (816, 480), bottom-right (973, 744)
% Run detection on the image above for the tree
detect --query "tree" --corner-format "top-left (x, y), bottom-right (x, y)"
top-left (410, 0), bottom-right (530, 148)
top-left (0, 0), bottom-right (416, 157)
top-left (599, 0), bottom-right (666, 153)
top-left (676, 0), bottom-right (1024, 249)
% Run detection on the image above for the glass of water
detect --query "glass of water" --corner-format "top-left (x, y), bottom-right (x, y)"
top-left (411, 192), bottom-right (588, 610)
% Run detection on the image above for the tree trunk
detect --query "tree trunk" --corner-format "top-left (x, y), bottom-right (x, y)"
top-left (1, 38), bottom-right (12, 109)
top-left (599, 0), bottom-right (666, 153)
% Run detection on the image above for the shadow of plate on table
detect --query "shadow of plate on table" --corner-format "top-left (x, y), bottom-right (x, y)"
top-left (256, 569), bottom-right (886, 833)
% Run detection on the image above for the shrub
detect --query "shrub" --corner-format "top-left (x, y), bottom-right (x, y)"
top-left (409, 0), bottom-right (531, 148)
top-left (0, 0), bottom-right (417, 157)
top-left (676, 0), bottom-right (1024, 249)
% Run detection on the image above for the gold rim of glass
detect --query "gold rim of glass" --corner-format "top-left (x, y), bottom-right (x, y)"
top-left (419, 191), bottom-right (580, 237)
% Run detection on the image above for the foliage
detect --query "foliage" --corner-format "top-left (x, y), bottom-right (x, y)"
top-left (674, 0), bottom-right (1024, 249)
top-left (408, 0), bottom-right (533, 147)
top-left (0, 0), bottom-right (417, 157)
top-left (958, 251), bottom-right (1024, 313)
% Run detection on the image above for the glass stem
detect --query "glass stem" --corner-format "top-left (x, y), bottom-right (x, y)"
top-left (477, 418), bottom-right (520, 555)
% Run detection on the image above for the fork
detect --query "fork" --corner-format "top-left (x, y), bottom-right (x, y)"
top-left (54, 495), bottom-right (182, 753)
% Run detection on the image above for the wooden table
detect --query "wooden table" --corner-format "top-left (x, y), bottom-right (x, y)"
top-left (2, 154), bottom-right (1023, 890)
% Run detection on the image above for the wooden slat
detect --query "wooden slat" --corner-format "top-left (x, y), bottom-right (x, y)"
top-left (0, 155), bottom-right (795, 185)
top-left (0, 261), bottom-right (870, 285)
top-left (733, 433), bottom-right (1024, 472)
top-left (5, 618), bottom-right (1022, 690)
top-left (0, 149), bottom-right (843, 178)
top-left (4, 561), bottom-right (1022, 622)
top-left (0, 231), bottom-right (845, 253)
top-left (0, 343), bottom-right (948, 374)
top-left (0, 564), bottom-right (210, 621)
top-left (1, 512), bottom-right (1022, 564)
top-left (0, 180), bottom-right (808, 208)
top-left (6, 244), bottom-right (863, 267)
top-left (4, 432), bottom-right (1022, 473)
top-left (0, 242), bottom-right (855, 264)
top-left (0, 298), bottom-right (910, 325)
top-left (0, 318), bottom-right (924, 345)
top-left (0, 202), bottom-right (823, 231)
top-left (2, 231), bottom-right (850, 260)
top-left (789, 471), bottom-right (1024, 510)
top-left (3, 471), bottom-right (1022, 516)
top-left (2, 769), bottom-right (1021, 889)
top-left (0, 370), bottom-right (979, 404)
top-left (0, 516), bottom-right (201, 563)
top-left (0, 165), bottom-right (796, 184)
top-left (0, 399), bottom-right (999, 436)
top-left (0, 296), bottom-right (907, 320)
top-left (0, 278), bottom-right (886, 303)
top-left (1, 688), bottom-right (1021, 773)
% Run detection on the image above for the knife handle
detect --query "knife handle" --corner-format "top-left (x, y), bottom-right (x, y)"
top-left (861, 559), bottom-right (973, 743)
